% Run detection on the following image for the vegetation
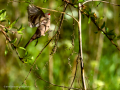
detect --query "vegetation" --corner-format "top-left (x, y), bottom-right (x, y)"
top-left (0, 0), bottom-right (120, 90)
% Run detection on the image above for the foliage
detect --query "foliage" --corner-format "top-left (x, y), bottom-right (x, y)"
top-left (0, 0), bottom-right (120, 90)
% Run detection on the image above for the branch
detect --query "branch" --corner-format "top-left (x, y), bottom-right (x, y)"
top-left (82, 0), bottom-right (120, 6)
top-left (18, 2), bottom-right (70, 90)
top-left (80, 10), bottom-right (120, 51)
top-left (35, 72), bottom-right (81, 90)
top-left (0, 25), bottom-right (24, 62)
top-left (69, 56), bottom-right (79, 90)
top-left (8, 0), bottom-right (31, 4)
top-left (78, 3), bottom-right (86, 90)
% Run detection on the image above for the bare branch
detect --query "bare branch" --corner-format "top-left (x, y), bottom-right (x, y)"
top-left (18, 2), bottom-right (70, 90)
top-left (78, 3), bottom-right (86, 90)
top-left (35, 72), bottom-right (82, 90)
top-left (82, 0), bottom-right (120, 6)
top-left (80, 10), bottom-right (120, 51)
top-left (69, 56), bottom-right (79, 90)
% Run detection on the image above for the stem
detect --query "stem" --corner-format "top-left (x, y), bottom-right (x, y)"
top-left (83, 0), bottom-right (120, 6)
top-left (78, 3), bottom-right (86, 90)
top-left (18, 2), bottom-right (69, 90)
top-left (0, 25), bottom-right (23, 62)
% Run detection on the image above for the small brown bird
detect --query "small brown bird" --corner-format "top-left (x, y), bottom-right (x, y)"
top-left (24, 4), bottom-right (50, 48)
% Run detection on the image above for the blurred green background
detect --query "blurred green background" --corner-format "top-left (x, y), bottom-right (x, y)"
top-left (0, 0), bottom-right (120, 90)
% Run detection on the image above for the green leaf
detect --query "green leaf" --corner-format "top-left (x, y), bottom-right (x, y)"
top-left (106, 30), bottom-right (114, 35)
top-left (25, 51), bottom-right (28, 56)
top-left (105, 27), bottom-right (109, 32)
top-left (117, 35), bottom-right (120, 39)
top-left (17, 36), bottom-right (23, 45)
top-left (94, 31), bottom-right (98, 34)
top-left (101, 22), bottom-right (105, 29)
top-left (10, 38), bottom-right (17, 44)
top-left (5, 45), bottom-right (8, 56)
top-left (4, 28), bottom-right (9, 33)
top-left (8, 20), bottom-right (11, 25)
top-left (0, 9), bottom-right (6, 21)
top-left (100, 16), bottom-right (104, 20)
top-left (0, 20), bottom-right (6, 22)
top-left (19, 47), bottom-right (26, 50)
top-left (77, 0), bottom-right (84, 3)
top-left (11, 45), bottom-right (15, 50)
top-left (43, 0), bottom-right (48, 3)
top-left (25, 0), bottom-right (31, 3)
top-left (17, 24), bottom-right (25, 31)
top-left (9, 18), bottom-right (19, 29)
top-left (17, 31), bottom-right (23, 34)
top-left (74, 5), bottom-right (78, 8)
top-left (12, 26), bottom-right (18, 29)
top-left (88, 18), bottom-right (91, 24)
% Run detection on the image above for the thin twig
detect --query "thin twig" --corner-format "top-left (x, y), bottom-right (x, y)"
top-left (82, 0), bottom-right (120, 6)
top-left (78, 3), bottom-right (86, 90)
top-left (18, 31), bottom-right (56, 90)
top-left (8, 0), bottom-right (31, 4)
top-left (38, 7), bottom-right (79, 24)
top-left (18, 2), bottom-right (69, 90)
top-left (69, 56), bottom-right (79, 90)
top-left (35, 72), bottom-right (81, 90)
top-left (80, 10), bottom-right (120, 51)
top-left (62, 0), bottom-right (120, 51)
top-left (0, 25), bottom-right (24, 62)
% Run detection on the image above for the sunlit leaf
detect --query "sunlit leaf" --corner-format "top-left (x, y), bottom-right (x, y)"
top-left (9, 18), bottom-right (19, 29)
top-left (43, 0), bottom-right (48, 3)
top-left (74, 5), bottom-right (78, 8)
top-left (17, 36), bottom-right (23, 45)
top-left (10, 38), bottom-right (17, 44)
top-left (100, 16), bottom-right (104, 20)
top-left (17, 31), bottom-right (23, 34)
top-left (77, 0), bottom-right (84, 3)
top-left (19, 47), bottom-right (26, 50)
top-left (88, 18), bottom-right (91, 24)
top-left (5, 45), bottom-right (8, 56)
top-left (17, 24), bottom-right (25, 31)
top-left (0, 9), bottom-right (6, 21)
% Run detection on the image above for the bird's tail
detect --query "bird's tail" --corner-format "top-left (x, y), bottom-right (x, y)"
top-left (24, 32), bottom-right (40, 48)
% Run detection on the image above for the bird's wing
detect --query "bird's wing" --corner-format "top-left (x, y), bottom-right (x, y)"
top-left (27, 4), bottom-right (45, 27)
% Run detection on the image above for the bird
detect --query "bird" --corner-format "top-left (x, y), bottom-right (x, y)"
top-left (24, 4), bottom-right (50, 48)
